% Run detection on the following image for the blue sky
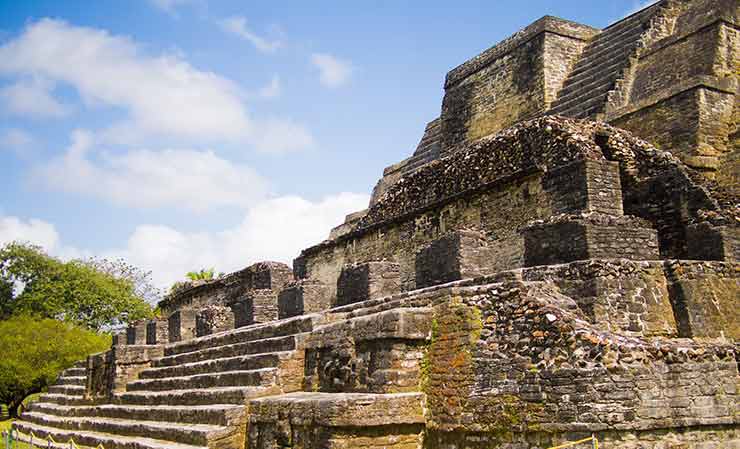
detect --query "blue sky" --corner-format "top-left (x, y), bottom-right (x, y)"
top-left (0, 0), bottom-right (647, 289)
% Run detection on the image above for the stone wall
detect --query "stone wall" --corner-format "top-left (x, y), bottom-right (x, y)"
top-left (421, 281), bottom-right (738, 447)
top-left (441, 17), bottom-right (596, 151)
top-left (158, 261), bottom-right (292, 316)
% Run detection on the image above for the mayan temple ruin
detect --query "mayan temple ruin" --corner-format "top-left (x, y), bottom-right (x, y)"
top-left (12, 0), bottom-right (739, 447)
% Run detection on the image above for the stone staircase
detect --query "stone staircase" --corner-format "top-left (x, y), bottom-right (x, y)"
top-left (401, 118), bottom-right (442, 175)
top-left (244, 291), bottom-right (432, 448)
top-left (14, 316), bottom-right (318, 449)
top-left (548, 3), bottom-right (659, 119)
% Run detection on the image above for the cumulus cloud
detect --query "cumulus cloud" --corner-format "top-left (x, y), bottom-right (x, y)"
top-left (0, 77), bottom-right (70, 118)
top-left (0, 19), bottom-right (312, 152)
top-left (218, 16), bottom-right (282, 53)
top-left (35, 129), bottom-right (269, 212)
top-left (0, 192), bottom-right (369, 288)
top-left (109, 192), bottom-right (369, 287)
top-left (310, 53), bottom-right (353, 88)
top-left (0, 215), bottom-right (60, 251)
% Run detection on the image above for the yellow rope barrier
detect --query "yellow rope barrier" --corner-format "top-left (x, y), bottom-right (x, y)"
top-left (8, 429), bottom-right (105, 449)
top-left (547, 434), bottom-right (599, 449)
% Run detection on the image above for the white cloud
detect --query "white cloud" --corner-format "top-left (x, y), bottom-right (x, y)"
top-left (0, 192), bottom-right (369, 288)
top-left (0, 77), bottom-right (70, 118)
top-left (0, 19), bottom-right (313, 152)
top-left (35, 129), bottom-right (269, 212)
top-left (310, 53), bottom-right (353, 88)
top-left (258, 75), bottom-right (281, 98)
top-left (110, 192), bottom-right (370, 287)
top-left (0, 128), bottom-right (34, 157)
top-left (0, 216), bottom-right (60, 251)
top-left (218, 16), bottom-right (282, 53)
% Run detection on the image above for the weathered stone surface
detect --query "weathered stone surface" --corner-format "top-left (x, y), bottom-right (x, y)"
top-left (13, 1), bottom-right (739, 448)
top-left (196, 304), bottom-right (235, 337)
top-left (145, 319), bottom-right (168, 345)
top-left (125, 321), bottom-right (147, 345)
top-left (167, 309), bottom-right (196, 343)
top-left (336, 261), bottom-right (401, 306)
top-left (522, 212), bottom-right (660, 266)
top-left (415, 229), bottom-right (495, 288)
top-left (277, 279), bottom-right (331, 319)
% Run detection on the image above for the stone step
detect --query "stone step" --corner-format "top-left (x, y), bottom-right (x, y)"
top-left (114, 386), bottom-right (270, 406)
top-left (154, 334), bottom-right (297, 367)
top-left (126, 368), bottom-right (277, 392)
top-left (552, 78), bottom-right (616, 110)
top-left (164, 315), bottom-right (314, 357)
top-left (63, 367), bottom-right (86, 377)
top-left (13, 420), bottom-right (208, 449)
top-left (249, 391), bottom-right (426, 427)
top-left (551, 92), bottom-right (610, 120)
top-left (38, 393), bottom-right (87, 406)
top-left (48, 384), bottom-right (85, 396)
top-left (557, 56), bottom-right (628, 97)
top-left (21, 411), bottom-right (229, 447)
top-left (576, 24), bottom-right (643, 65)
top-left (140, 352), bottom-right (286, 380)
top-left (575, 35), bottom-right (637, 75)
top-left (29, 402), bottom-right (243, 427)
top-left (56, 376), bottom-right (86, 386)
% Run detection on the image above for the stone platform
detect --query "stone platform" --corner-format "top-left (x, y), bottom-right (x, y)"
top-left (12, 0), bottom-right (739, 447)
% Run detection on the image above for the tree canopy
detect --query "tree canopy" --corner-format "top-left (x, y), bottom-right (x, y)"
top-left (0, 315), bottom-right (110, 417)
top-left (0, 242), bottom-right (153, 330)
top-left (186, 268), bottom-right (217, 281)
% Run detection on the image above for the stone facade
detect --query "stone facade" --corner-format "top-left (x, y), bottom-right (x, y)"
top-left (12, 1), bottom-right (739, 448)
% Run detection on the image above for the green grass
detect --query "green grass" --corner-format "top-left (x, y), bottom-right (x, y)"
top-left (1, 394), bottom-right (47, 449)
top-left (0, 420), bottom-right (37, 449)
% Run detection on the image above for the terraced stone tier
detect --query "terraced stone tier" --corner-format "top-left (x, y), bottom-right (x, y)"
top-left (125, 367), bottom-right (278, 392)
top-left (139, 352), bottom-right (288, 379)
top-left (549, 2), bottom-right (658, 118)
top-left (20, 412), bottom-right (229, 447)
top-left (249, 391), bottom-right (426, 427)
top-left (154, 335), bottom-right (298, 367)
top-left (164, 315), bottom-right (316, 357)
top-left (29, 402), bottom-right (244, 427)
top-left (112, 386), bottom-right (271, 406)
top-left (13, 421), bottom-right (208, 449)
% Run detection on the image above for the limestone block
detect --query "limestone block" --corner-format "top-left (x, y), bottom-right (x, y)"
top-left (125, 321), bottom-right (147, 345)
top-left (230, 289), bottom-right (279, 327)
top-left (195, 304), bottom-right (235, 337)
top-left (145, 318), bottom-right (168, 345)
top-left (336, 261), bottom-right (401, 306)
top-left (168, 309), bottom-right (197, 343)
top-left (111, 332), bottom-right (127, 346)
top-left (415, 229), bottom-right (494, 289)
top-left (278, 279), bottom-right (331, 319)
top-left (542, 159), bottom-right (623, 215)
top-left (686, 222), bottom-right (739, 262)
top-left (523, 213), bottom-right (659, 266)
top-left (664, 260), bottom-right (740, 339)
top-left (249, 261), bottom-right (294, 292)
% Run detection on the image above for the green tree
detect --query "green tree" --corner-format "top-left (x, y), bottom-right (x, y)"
top-left (0, 242), bottom-right (152, 330)
top-left (186, 268), bottom-right (216, 281)
top-left (0, 315), bottom-right (110, 417)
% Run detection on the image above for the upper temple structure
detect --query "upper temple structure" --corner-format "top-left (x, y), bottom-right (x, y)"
top-left (12, 1), bottom-right (739, 448)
